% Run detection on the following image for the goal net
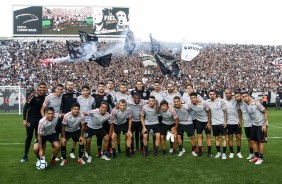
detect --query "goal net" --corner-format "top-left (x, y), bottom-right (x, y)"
top-left (0, 86), bottom-right (26, 115)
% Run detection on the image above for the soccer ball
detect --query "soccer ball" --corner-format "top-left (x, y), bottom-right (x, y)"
top-left (36, 159), bottom-right (47, 170)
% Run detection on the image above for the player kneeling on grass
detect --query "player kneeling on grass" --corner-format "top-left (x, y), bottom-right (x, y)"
top-left (110, 99), bottom-right (133, 158)
top-left (159, 100), bottom-right (179, 155)
top-left (38, 107), bottom-right (61, 165)
top-left (60, 103), bottom-right (86, 166)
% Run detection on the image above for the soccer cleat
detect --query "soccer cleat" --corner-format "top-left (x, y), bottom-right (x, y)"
top-left (87, 156), bottom-right (92, 163)
top-left (169, 148), bottom-right (174, 153)
top-left (96, 151), bottom-right (102, 158)
top-left (78, 158), bottom-right (86, 165)
top-left (101, 155), bottom-right (111, 161)
top-left (178, 151), bottom-right (184, 157)
top-left (55, 157), bottom-right (60, 161)
top-left (192, 151), bottom-right (198, 157)
top-left (229, 153), bottom-right (234, 158)
top-left (207, 153), bottom-right (212, 158)
top-left (182, 148), bottom-right (186, 153)
top-left (20, 157), bottom-right (28, 163)
top-left (143, 150), bottom-right (149, 157)
top-left (112, 150), bottom-right (117, 159)
top-left (140, 149), bottom-right (145, 154)
top-left (126, 152), bottom-right (133, 158)
top-left (215, 152), bottom-right (221, 158)
top-left (237, 152), bottom-right (243, 159)
top-left (70, 152), bottom-right (75, 159)
top-left (246, 154), bottom-right (254, 160)
top-left (60, 159), bottom-right (67, 166)
top-left (249, 157), bottom-right (258, 163)
top-left (162, 149), bottom-right (167, 155)
top-left (255, 158), bottom-right (263, 165)
top-left (197, 150), bottom-right (203, 157)
top-left (50, 159), bottom-right (56, 165)
top-left (154, 149), bottom-right (159, 156)
top-left (222, 153), bottom-right (227, 160)
top-left (131, 149), bottom-right (135, 155)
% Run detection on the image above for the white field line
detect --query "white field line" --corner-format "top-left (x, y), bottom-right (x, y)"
top-left (268, 125), bottom-right (282, 129)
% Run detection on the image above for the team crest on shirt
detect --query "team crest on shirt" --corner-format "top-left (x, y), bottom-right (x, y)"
top-left (143, 93), bottom-right (146, 97)
top-left (73, 94), bottom-right (77, 98)
top-left (103, 96), bottom-right (108, 100)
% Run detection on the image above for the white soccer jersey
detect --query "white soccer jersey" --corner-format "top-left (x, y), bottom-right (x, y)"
top-left (43, 93), bottom-right (63, 113)
top-left (111, 107), bottom-right (132, 125)
top-left (128, 99), bottom-right (147, 122)
top-left (62, 112), bottom-right (85, 132)
top-left (38, 113), bottom-right (61, 136)
top-left (87, 109), bottom-right (111, 129)
top-left (159, 106), bottom-right (178, 125)
top-left (140, 104), bottom-right (159, 125)
top-left (76, 95), bottom-right (96, 113)
top-left (188, 101), bottom-right (210, 122)
top-left (238, 101), bottom-right (253, 127)
top-left (163, 91), bottom-right (182, 106)
top-left (150, 90), bottom-right (165, 104)
top-left (245, 99), bottom-right (266, 126)
top-left (173, 104), bottom-right (193, 125)
top-left (224, 98), bottom-right (240, 125)
top-left (115, 92), bottom-right (132, 104)
top-left (206, 99), bottom-right (226, 125)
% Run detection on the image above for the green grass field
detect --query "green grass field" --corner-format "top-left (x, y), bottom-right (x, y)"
top-left (0, 107), bottom-right (281, 184)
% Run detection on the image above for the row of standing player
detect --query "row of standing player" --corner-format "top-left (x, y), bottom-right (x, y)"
top-left (20, 80), bottom-right (268, 165)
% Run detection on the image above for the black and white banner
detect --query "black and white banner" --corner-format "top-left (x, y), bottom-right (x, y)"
top-left (139, 53), bottom-right (157, 67)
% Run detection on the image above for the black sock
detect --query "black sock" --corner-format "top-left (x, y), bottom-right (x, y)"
top-left (79, 145), bottom-right (84, 158)
top-left (192, 146), bottom-right (196, 152)
top-left (135, 131), bottom-right (139, 149)
top-left (131, 137), bottom-right (134, 150)
top-left (140, 139), bottom-right (144, 150)
top-left (181, 134), bottom-right (184, 146)
top-left (155, 146), bottom-right (159, 150)
top-left (208, 146), bottom-right (211, 154)
top-left (126, 147), bottom-right (130, 154)
top-left (259, 153), bottom-right (264, 159)
top-left (118, 144), bottom-right (121, 151)
top-left (98, 147), bottom-right (101, 153)
top-left (198, 146), bottom-right (203, 152)
top-left (144, 145), bottom-right (148, 151)
top-left (61, 146), bottom-right (66, 159)
top-left (237, 146), bottom-right (241, 153)
top-left (179, 145), bottom-right (183, 151)
top-left (216, 146), bottom-right (220, 152)
top-left (249, 147), bottom-right (253, 154)
top-left (229, 146), bottom-right (234, 153)
top-left (223, 147), bottom-right (226, 154)
top-left (112, 148), bottom-right (116, 154)
top-left (255, 152), bottom-right (259, 157)
top-left (71, 148), bottom-right (75, 153)
top-left (52, 155), bottom-right (56, 160)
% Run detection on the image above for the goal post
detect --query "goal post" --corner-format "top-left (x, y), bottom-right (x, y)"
top-left (0, 86), bottom-right (26, 115)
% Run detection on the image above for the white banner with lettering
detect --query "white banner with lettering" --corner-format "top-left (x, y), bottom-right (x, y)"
top-left (181, 43), bottom-right (202, 61)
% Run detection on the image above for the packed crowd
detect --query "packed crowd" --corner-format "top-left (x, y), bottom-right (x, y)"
top-left (0, 39), bottom-right (281, 94)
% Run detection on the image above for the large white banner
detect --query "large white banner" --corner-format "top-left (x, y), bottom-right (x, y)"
top-left (181, 43), bottom-right (202, 61)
